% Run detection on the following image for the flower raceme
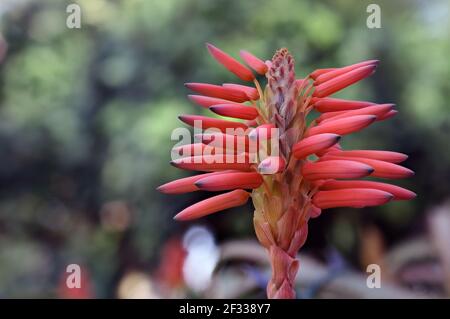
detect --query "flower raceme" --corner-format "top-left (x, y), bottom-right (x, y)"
top-left (157, 44), bottom-right (416, 299)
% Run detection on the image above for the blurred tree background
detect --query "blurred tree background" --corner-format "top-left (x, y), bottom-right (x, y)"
top-left (0, 0), bottom-right (448, 298)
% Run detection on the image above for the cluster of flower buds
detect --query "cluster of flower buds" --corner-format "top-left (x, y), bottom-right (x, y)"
top-left (158, 43), bottom-right (415, 299)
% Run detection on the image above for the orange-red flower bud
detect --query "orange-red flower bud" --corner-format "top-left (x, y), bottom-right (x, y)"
top-left (306, 115), bottom-right (376, 137)
top-left (174, 189), bottom-right (250, 220)
top-left (292, 133), bottom-right (341, 159)
top-left (210, 104), bottom-right (259, 120)
top-left (319, 180), bottom-right (416, 200)
top-left (207, 43), bottom-right (255, 81)
top-left (313, 188), bottom-right (393, 209)
top-left (240, 50), bottom-right (268, 75)
top-left (185, 83), bottom-right (249, 102)
top-left (187, 94), bottom-right (239, 108)
top-left (195, 172), bottom-right (263, 191)
top-left (301, 160), bottom-right (374, 180)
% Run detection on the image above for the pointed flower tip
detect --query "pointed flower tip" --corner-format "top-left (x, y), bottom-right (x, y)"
top-left (206, 43), bottom-right (255, 82)
top-left (313, 64), bottom-right (376, 98)
top-left (307, 115), bottom-right (376, 137)
top-left (292, 133), bottom-right (341, 159)
top-left (319, 180), bottom-right (416, 201)
top-left (322, 155), bottom-right (414, 179)
top-left (187, 94), bottom-right (239, 108)
top-left (209, 104), bottom-right (259, 120)
top-left (174, 189), bottom-right (250, 221)
top-left (302, 159), bottom-right (374, 180)
top-left (239, 50), bottom-right (268, 75)
top-left (195, 172), bottom-right (263, 191)
top-left (313, 188), bottom-right (394, 209)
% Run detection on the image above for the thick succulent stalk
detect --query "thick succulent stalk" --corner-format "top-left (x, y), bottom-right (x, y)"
top-left (252, 49), bottom-right (311, 299)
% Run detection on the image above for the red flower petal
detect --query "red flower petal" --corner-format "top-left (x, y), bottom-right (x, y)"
top-left (315, 143), bottom-right (342, 157)
top-left (222, 83), bottom-right (260, 100)
top-left (185, 83), bottom-right (249, 102)
top-left (157, 171), bottom-right (230, 194)
top-left (319, 104), bottom-right (394, 124)
top-left (326, 150), bottom-right (408, 163)
top-left (312, 188), bottom-right (393, 209)
top-left (292, 133), bottom-right (341, 159)
top-left (206, 43), bottom-right (254, 81)
top-left (174, 189), bottom-right (250, 220)
top-left (171, 154), bottom-right (252, 172)
top-left (319, 180), bottom-right (416, 200)
top-left (210, 104), bottom-right (259, 120)
top-left (309, 68), bottom-right (337, 80)
top-left (377, 110), bottom-right (398, 121)
top-left (240, 50), bottom-right (268, 75)
top-left (178, 114), bottom-right (248, 132)
top-left (321, 155), bottom-right (414, 179)
top-left (314, 60), bottom-right (379, 85)
top-left (195, 172), bottom-right (263, 191)
top-left (312, 97), bottom-right (374, 113)
top-left (301, 160), bottom-right (374, 180)
top-left (306, 115), bottom-right (376, 137)
top-left (187, 95), bottom-right (239, 108)
top-left (313, 64), bottom-right (377, 98)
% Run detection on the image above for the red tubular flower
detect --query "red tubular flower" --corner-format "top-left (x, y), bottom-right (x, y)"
top-left (171, 154), bottom-right (252, 172)
top-left (207, 43), bottom-right (255, 81)
top-left (321, 155), bottom-right (414, 179)
top-left (240, 50), bottom-right (268, 75)
top-left (378, 110), bottom-right (398, 121)
top-left (313, 64), bottom-right (377, 98)
top-left (292, 133), bottom-right (341, 159)
top-left (319, 180), bottom-right (416, 200)
top-left (313, 60), bottom-right (378, 85)
top-left (317, 104), bottom-right (394, 124)
top-left (309, 68), bottom-right (337, 80)
top-left (187, 95), bottom-right (239, 108)
top-left (302, 160), bottom-right (374, 180)
top-left (158, 45), bottom-right (415, 299)
top-left (185, 83), bottom-right (250, 102)
top-left (195, 172), bottom-right (263, 191)
top-left (209, 104), bottom-right (259, 120)
top-left (326, 150), bottom-right (408, 163)
top-left (306, 115), bottom-right (376, 136)
top-left (222, 83), bottom-right (260, 100)
top-left (312, 97), bottom-right (374, 112)
top-left (157, 171), bottom-right (230, 194)
top-left (312, 188), bottom-right (393, 209)
top-left (174, 189), bottom-right (250, 221)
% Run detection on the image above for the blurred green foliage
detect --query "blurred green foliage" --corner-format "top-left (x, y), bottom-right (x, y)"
top-left (0, 0), bottom-right (448, 297)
